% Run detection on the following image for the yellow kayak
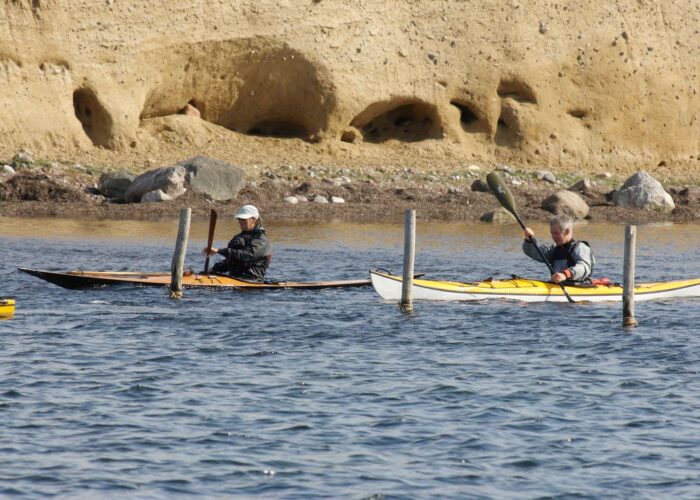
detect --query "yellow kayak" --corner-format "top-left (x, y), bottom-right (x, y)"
top-left (370, 270), bottom-right (700, 303)
top-left (0, 298), bottom-right (15, 318)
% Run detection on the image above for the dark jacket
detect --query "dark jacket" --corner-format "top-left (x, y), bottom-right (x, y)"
top-left (215, 225), bottom-right (271, 280)
top-left (522, 238), bottom-right (595, 281)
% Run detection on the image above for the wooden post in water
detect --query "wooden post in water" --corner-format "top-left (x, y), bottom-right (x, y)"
top-left (400, 209), bottom-right (416, 313)
top-left (170, 207), bottom-right (192, 299)
top-left (622, 225), bottom-right (638, 327)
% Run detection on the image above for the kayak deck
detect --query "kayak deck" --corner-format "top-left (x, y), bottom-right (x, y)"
top-left (18, 268), bottom-right (372, 290)
top-left (370, 270), bottom-right (700, 303)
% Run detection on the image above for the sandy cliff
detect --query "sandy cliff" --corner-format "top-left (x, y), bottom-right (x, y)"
top-left (1, 0), bottom-right (699, 181)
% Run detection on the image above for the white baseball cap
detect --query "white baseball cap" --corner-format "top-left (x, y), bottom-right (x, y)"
top-left (234, 204), bottom-right (259, 219)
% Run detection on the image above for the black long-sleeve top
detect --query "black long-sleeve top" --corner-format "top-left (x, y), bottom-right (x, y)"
top-left (217, 226), bottom-right (271, 280)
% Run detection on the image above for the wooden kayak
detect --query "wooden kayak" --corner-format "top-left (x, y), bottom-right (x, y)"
top-left (370, 270), bottom-right (700, 303)
top-left (18, 268), bottom-right (372, 291)
top-left (0, 297), bottom-right (15, 318)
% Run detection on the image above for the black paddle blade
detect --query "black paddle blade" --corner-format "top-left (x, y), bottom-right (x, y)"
top-left (204, 209), bottom-right (218, 274)
top-left (486, 171), bottom-right (518, 218)
top-left (209, 209), bottom-right (218, 235)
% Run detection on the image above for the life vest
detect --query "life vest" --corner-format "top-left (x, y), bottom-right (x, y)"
top-left (550, 239), bottom-right (594, 276)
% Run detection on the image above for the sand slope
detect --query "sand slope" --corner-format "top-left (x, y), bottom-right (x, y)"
top-left (1, 0), bottom-right (699, 181)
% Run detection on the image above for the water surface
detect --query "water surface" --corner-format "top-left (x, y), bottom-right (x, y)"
top-left (1, 217), bottom-right (699, 497)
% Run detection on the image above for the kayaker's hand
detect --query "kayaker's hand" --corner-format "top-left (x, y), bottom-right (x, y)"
top-left (551, 272), bottom-right (566, 284)
top-left (524, 227), bottom-right (535, 240)
top-left (202, 247), bottom-right (218, 256)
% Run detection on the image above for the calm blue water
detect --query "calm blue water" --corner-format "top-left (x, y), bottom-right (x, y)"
top-left (1, 218), bottom-right (700, 498)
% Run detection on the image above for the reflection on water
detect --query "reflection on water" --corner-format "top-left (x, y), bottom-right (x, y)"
top-left (3, 215), bottom-right (700, 248)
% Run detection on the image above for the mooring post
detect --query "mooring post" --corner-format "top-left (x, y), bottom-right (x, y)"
top-left (170, 207), bottom-right (192, 299)
top-left (400, 209), bottom-right (416, 313)
top-left (623, 225), bottom-right (638, 327)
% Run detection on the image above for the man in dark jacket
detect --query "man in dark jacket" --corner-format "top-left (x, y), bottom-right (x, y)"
top-left (523, 214), bottom-right (595, 284)
top-left (202, 205), bottom-right (271, 280)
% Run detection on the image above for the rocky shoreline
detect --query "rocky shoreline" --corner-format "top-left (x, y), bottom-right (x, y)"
top-left (0, 153), bottom-right (698, 224)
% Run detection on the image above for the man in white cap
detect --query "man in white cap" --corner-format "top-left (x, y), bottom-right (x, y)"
top-left (202, 204), bottom-right (272, 280)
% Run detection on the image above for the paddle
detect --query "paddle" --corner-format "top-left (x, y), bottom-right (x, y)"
top-left (204, 209), bottom-right (218, 274)
top-left (486, 171), bottom-right (575, 303)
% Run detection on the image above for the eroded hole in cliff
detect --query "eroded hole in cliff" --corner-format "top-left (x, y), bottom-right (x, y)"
top-left (568, 108), bottom-right (587, 119)
top-left (247, 120), bottom-right (308, 139)
top-left (497, 79), bottom-right (537, 104)
top-left (450, 100), bottom-right (490, 135)
top-left (186, 98), bottom-right (205, 116)
top-left (73, 88), bottom-right (113, 148)
top-left (494, 104), bottom-right (523, 147)
top-left (351, 101), bottom-right (441, 143)
top-left (229, 46), bottom-right (334, 142)
top-left (139, 40), bottom-right (335, 142)
top-left (452, 101), bottom-right (478, 124)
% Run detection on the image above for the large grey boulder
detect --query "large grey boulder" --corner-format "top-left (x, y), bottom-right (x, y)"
top-left (471, 179), bottom-right (490, 192)
top-left (567, 177), bottom-right (593, 194)
top-left (141, 189), bottom-right (173, 203)
top-left (98, 171), bottom-right (135, 201)
top-left (541, 190), bottom-right (590, 219)
top-left (535, 169), bottom-right (557, 184)
top-left (124, 165), bottom-right (187, 203)
top-left (480, 208), bottom-right (516, 224)
top-left (177, 156), bottom-right (246, 201)
top-left (612, 171), bottom-right (675, 212)
top-left (124, 156), bottom-right (246, 203)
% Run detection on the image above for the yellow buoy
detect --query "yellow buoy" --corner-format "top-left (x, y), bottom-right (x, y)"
top-left (0, 298), bottom-right (16, 319)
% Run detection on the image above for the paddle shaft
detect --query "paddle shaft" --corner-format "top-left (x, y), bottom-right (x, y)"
top-left (204, 209), bottom-right (218, 274)
top-left (486, 171), bottom-right (575, 303)
top-left (510, 212), bottom-right (558, 277)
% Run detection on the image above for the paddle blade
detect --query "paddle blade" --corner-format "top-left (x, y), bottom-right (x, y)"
top-left (204, 209), bottom-right (218, 274)
top-left (207, 209), bottom-right (218, 245)
top-left (486, 171), bottom-right (518, 218)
